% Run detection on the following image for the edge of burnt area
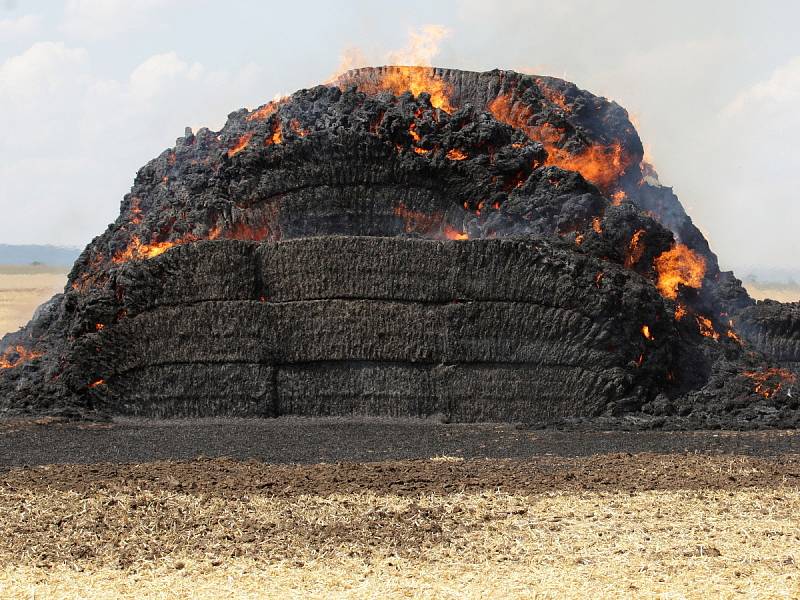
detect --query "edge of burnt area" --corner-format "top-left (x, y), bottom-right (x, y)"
top-left (0, 417), bottom-right (798, 473)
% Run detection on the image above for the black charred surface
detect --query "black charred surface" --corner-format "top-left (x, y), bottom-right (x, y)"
top-left (0, 67), bottom-right (795, 427)
top-left (737, 301), bottom-right (800, 372)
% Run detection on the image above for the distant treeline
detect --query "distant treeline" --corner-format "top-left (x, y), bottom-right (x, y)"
top-left (0, 244), bottom-right (81, 267)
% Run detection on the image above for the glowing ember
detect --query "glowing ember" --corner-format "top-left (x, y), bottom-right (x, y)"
top-left (224, 223), bottom-right (270, 241)
top-left (227, 133), bottom-right (253, 158)
top-left (695, 315), bottom-right (720, 341)
top-left (130, 198), bottom-right (143, 225)
top-left (88, 379), bottom-right (105, 389)
top-left (594, 272), bottom-right (604, 288)
top-left (443, 225), bottom-right (468, 240)
top-left (413, 147), bottom-right (430, 155)
top-left (95, 323), bottom-right (105, 332)
top-left (289, 118), bottom-right (308, 137)
top-left (653, 244), bottom-right (706, 300)
top-left (0, 345), bottom-right (42, 369)
top-left (446, 148), bottom-right (468, 161)
top-left (742, 368), bottom-right (796, 399)
top-left (675, 303), bottom-right (688, 321)
top-left (487, 94), bottom-right (632, 192)
top-left (624, 229), bottom-right (646, 268)
top-left (611, 190), bottom-right (626, 206)
top-left (592, 217), bottom-right (603, 234)
top-left (641, 325), bottom-right (653, 341)
top-left (392, 203), bottom-right (442, 235)
top-left (726, 329), bottom-right (743, 344)
top-left (535, 79), bottom-right (570, 112)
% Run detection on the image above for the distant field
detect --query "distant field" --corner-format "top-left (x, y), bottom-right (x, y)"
top-left (744, 283), bottom-right (800, 303)
top-left (0, 266), bottom-right (68, 338)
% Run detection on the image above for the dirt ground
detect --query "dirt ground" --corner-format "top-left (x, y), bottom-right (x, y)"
top-left (0, 266), bottom-right (67, 338)
top-left (0, 419), bottom-right (798, 598)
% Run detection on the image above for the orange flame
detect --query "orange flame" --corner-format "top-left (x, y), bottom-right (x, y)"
top-left (592, 217), bottom-right (603, 235)
top-left (487, 94), bottom-right (631, 192)
top-left (653, 244), bottom-right (706, 300)
top-left (696, 315), bottom-right (720, 341)
top-left (112, 236), bottom-right (183, 263)
top-left (611, 190), bottom-right (626, 206)
top-left (0, 345), bottom-right (43, 369)
top-left (95, 323), bottom-right (105, 332)
top-left (674, 303), bottom-right (688, 321)
top-left (408, 122), bottom-right (422, 143)
top-left (266, 119), bottom-right (283, 145)
top-left (227, 133), bottom-right (253, 158)
top-left (354, 66), bottom-right (454, 112)
top-left (88, 379), bottom-right (105, 389)
top-left (246, 97), bottom-right (285, 122)
top-left (726, 329), bottom-right (742, 344)
top-left (446, 148), bottom-right (468, 161)
top-left (641, 325), bottom-right (653, 341)
top-left (742, 368), bottom-right (796, 399)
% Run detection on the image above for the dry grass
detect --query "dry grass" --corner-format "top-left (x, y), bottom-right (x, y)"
top-left (0, 267), bottom-right (67, 338)
top-left (0, 457), bottom-right (799, 598)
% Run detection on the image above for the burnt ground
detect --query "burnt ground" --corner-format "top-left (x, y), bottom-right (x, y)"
top-left (0, 417), bottom-right (797, 470)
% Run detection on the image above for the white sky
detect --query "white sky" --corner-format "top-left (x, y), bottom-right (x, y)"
top-left (1, 0), bottom-right (799, 276)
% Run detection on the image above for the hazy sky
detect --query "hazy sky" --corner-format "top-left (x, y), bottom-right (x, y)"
top-left (1, 0), bottom-right (799, 276)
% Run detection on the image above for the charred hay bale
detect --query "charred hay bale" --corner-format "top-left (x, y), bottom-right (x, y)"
top-left (59, 237), bottom-right (677, 419)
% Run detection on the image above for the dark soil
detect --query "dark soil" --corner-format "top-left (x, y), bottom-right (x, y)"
top-left (0, 416), bottom-right (797, 471)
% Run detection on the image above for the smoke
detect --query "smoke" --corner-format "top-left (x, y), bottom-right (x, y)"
top-left (331, 24), bottom-right (451, 78)
top-left (386, 25), bottom-right (451, 66)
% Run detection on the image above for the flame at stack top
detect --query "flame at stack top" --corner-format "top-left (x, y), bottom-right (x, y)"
top-left (341, 66), bottom-right (455, 113)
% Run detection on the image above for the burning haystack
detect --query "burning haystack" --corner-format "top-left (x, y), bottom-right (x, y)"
top-left (1, 67), bottom-right (796, 427)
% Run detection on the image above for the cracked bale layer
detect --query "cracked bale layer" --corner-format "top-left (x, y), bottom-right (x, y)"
top-left (8, 238), bottom-right (675, 419)
top-left (0, 455), bottom-right (799, 599)
top-left (277, 363), bottom-right (617, 421)
top-left (118, 237), bottom-right (634, 313)
top-left (92, 298), bottom-right (627, 419)
top-left (109, 364), bottom-right (274, 417)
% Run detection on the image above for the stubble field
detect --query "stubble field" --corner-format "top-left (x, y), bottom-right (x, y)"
top-left (0, 420), bottom-right (798, 599)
